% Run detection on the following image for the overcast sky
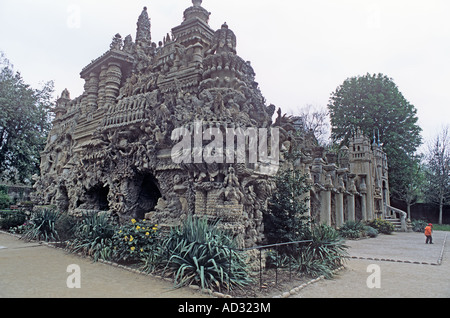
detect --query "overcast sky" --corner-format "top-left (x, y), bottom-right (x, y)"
top-left (1, 0), bottom-right (449, 149)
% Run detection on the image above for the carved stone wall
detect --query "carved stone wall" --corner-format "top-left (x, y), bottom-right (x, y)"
top-left (35, 0), bottom-right (391, 248)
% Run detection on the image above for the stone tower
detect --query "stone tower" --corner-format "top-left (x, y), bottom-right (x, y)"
top-left (35, 0), bottom-right (279, 248)
top-left (348, 128), bottom-right (390, 220)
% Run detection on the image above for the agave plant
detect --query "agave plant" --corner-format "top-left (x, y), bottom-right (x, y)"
top-left (294, 224), bottom-right (348, 278)
top-left (22, 209), bottom-right (61, 242)
top-left (67, 212), bottom-right (115, 262)
top-left (156, 216), bottom-right (252, 291)
top-left (338, 220), bottom-right (366, 239)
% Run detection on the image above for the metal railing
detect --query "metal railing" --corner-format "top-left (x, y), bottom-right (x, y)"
top-left (225, 239), bottom-right (313, 291)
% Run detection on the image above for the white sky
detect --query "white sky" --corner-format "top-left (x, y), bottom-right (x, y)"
top-left (1, 0), bottom-right (449, 147)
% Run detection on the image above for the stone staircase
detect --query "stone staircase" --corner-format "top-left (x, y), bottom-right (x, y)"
top-left (385, 205), bottom-right (412, 232)
top-left (385, 215), bottom-right (402, 232)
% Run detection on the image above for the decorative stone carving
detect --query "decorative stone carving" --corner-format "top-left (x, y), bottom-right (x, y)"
top-left (35, 1), bottom-right (393, 248)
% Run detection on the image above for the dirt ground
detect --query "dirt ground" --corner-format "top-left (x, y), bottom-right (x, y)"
top-left (1, 231), bottom-right (449, 298)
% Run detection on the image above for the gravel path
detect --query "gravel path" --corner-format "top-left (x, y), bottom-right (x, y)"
top-left (1, 231), bottom-right (448, 298)
top-left (0, 232), bottom-right (207, 298)
top-left (294, 231), bottom-right (450, 298)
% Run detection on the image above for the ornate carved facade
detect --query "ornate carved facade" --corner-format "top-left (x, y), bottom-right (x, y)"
top-left (34, 1), bottom-right (392, 248)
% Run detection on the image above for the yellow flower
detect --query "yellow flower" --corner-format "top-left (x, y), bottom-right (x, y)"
top-left (124, 236), bottom-right (128, 241)
top-left (152, 227), bottom-right (157, 231)
top-left (140, 248), bottom-right (144, 252)
top-left (145, 232), bottom-right (150, 236)
top-left (131, 246), bottom-right (135, 251)
top-left (118, 230), bottom-right (122, 234)
top-left (136, 225), bottom-right (141, 230)
top-left (131, 219), bottom-right (137, 224)
top-left (129, 235), bottom-right (134, 242)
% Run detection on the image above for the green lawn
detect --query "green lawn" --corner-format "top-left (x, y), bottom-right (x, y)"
top-left (433, 224), bottom-right (450, 232)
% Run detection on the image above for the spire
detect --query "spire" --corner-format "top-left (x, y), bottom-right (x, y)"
top-left (136, 6), bottom-right (151, 45)
top-left (211, 22), bottom-right (237, 54)
top-left (183, 0), bottom-right (210, 23)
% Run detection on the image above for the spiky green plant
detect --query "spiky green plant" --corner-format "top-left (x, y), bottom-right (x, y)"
top-left (294, 224), bottom-right (348, 278)
top-left (67, 212), bottom-right (114, 261)
top-left (22, 209), bottom-right (61, 242)
top-left (338, 220), bottom-right (366, 239)
top-left (151, 216), bottom-right (252, 291)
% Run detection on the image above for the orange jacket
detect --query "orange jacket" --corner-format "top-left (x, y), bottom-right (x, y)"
top-left (424, 226), bottom-right (432, 236)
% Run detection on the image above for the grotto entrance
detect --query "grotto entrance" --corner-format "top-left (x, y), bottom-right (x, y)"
top-left (130, 173), bottom-right (162, 220)
top-left (77, 184), bottom-right (110, 211)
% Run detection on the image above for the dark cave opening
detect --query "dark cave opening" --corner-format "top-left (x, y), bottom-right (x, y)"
top-left (134, 173), bottom-right (162, 220)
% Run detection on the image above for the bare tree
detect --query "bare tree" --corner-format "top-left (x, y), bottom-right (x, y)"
top-left (297, 104), bottom-right (330, 146)
top-left (424, 126), bottom-right (450, 224)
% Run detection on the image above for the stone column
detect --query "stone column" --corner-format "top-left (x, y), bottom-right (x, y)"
top-left (104, 62), bottom-right (122, 106)
top-left (359, 175), bottom-right (368, 221)
top-left (347, 194), bottom-right (355, 222)
top-left (335, 172), bottom-right (345, 227)
top-left (97, 65), bottom-right (108, 109)
top-left (320, 189), bottom-right (332, 226)
top-left (86, 72), bottom-right (99, 109)
top-left (192, 43), bottom-right (204, 64)
top-left (361, 193), bottom-right (367, 221)
top-left (335, 191), bottom-right (344, 227)
top-left (347, 174), bottom-right (357, 222)
top-left (320, 174), bottom-right (333, 226)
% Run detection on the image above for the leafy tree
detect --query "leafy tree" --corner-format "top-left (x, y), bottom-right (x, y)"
top-left (0, 52), bottom-right (53, 184)
top-left (327, 73), bottom-right (422, 196)
top-left (390, 154), bottom-right (425, 219)
top-left (424, 126), bottom-right (450, 225)
top-left (0, 185), bottom-right (11, 209)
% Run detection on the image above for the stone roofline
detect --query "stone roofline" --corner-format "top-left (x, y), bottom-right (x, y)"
top-left (80, 49), bottom-right (135, 79)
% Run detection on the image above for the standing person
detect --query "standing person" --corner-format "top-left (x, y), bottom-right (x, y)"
top-left (424, 223), bottom-right (433, 244)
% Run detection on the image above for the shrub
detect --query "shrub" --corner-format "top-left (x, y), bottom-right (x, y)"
top-left (111, 218), bottom-right (160, 264)
top-left (364, 225), bottom-right (379, 238)
top-left (0, 192), bottom-right (11, 209)
top-left (368, 219), bottom-right (395, 235)
top-left (9, 222), bottom-right (30, 235)
top-left (411, 219), bottom-right (427, 233)
top-left (338, 220), bottom-right (366, 239)
top-left (294, 224), bottom-right (348, 278)
top-left (54, 213), bottom-right (77, 241)
top-left (149, 216), bottom-right (252, 291)
top-left (265, 250), bottom-right (291, 269)
top-left (22, 209), bottom-right (61, 242)
top-left (0, 210), bottom-right (26, 230)
top-left (67, 212), bottom-right (115, 261)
